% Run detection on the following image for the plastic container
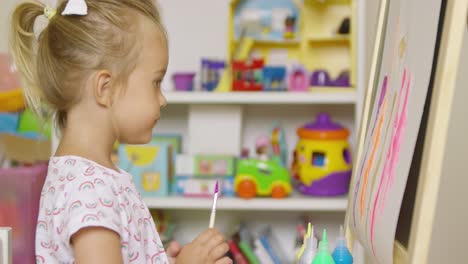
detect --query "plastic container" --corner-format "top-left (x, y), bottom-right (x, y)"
top-left (0, 164), bottom-right (48, 264)
top-left (173, 73), bottom-right (196, 91)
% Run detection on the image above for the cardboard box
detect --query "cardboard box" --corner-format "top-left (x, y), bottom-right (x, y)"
top-left (194, 155), bottom-right (236, 176)
top-left (0, 134), bottom-right (51, 163)
top-left (119, 143), bottom-right (171, 197)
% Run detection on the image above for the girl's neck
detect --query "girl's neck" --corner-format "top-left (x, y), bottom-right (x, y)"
top-left (55, 115), bottom-right (118, 172)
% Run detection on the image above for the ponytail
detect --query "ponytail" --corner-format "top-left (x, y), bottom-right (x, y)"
top-left (9, 1), bottom-right (46, 115)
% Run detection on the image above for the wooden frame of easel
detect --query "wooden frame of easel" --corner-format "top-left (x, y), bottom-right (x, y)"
top-left (344, 0), bottom-right (468, 263)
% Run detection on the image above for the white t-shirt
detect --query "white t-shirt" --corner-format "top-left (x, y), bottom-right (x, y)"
top-left (35, 156), bottom-right (168, 264)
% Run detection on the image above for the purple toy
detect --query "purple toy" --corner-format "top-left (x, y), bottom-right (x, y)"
top-left (310, 70), bottom-right (333, 87)
top-left (333, 70), bottom-right (351, 87)
top-left (292, 113), bottom-right (352, 196)
top-left (173, 73), bottom-right (196, 91)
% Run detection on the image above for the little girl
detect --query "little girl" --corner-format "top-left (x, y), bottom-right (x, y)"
top-left (10, 0), bottom-right (231, 263)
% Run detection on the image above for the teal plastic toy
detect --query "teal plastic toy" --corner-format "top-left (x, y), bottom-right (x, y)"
top-left (312, 229), bottom-right (336, 264)
top-left (332, 226), bottom-right (353, 264)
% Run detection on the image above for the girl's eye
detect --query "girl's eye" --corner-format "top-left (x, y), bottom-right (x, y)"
top-left (153, 80), bottom-right (162, 88)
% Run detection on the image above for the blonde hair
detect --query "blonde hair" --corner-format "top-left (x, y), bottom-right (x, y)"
top-left (10, 0), bottom-right (166, 130)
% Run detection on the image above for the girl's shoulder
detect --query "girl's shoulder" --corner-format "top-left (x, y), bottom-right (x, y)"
top-left (44, 155), bottom-right (129, 199)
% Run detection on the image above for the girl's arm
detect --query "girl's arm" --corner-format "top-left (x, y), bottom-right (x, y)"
top-left (72, 227), bottom-right (123, 264)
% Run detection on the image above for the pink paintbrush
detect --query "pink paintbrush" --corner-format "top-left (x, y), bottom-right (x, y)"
top-left (209, 181), bottom-right (219, 228)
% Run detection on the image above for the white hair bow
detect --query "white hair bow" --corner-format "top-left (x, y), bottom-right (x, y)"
top-left (62, 0), bottom-right (88, 16)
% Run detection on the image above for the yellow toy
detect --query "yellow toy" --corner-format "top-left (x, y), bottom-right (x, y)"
top-left (291, 113), bottom-right (352, 196)
top-left (0, 89), bottom-right (25, 112)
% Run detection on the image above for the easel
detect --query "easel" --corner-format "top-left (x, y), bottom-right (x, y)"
top-left (344, 0), bottom-right (468, 263)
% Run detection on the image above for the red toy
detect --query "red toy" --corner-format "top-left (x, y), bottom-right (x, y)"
top-left (232, 58), bottom-right (264, 91)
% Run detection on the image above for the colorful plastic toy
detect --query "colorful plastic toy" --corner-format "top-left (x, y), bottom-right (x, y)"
top-left (232, 59), bottom-right (264, 91)
top-left (270, 122), bottom-right (288, 167)
top-left (201, 59), bottom-right (226, 91)
top-left (333, 70), bottom-right (351, 87)
top-left (263, 66), bottom-right (287, 91)
top-left (288, 66), bottom-right (308, 91)
top-left (173, 73), bottom-right (196, 91)
top-left (284, 15), bottom-right (297, 39)
top-left (255, 136), bottom-right (270, 161)
top-left (311, 70), bottom-right (351, 88)
top-left (235, 157), bottom-right (291, 199)
top-left (291, 113), bottom-right (352, 196)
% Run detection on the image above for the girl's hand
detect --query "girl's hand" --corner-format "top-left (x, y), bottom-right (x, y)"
top-left (176, 228), bottom-right (232, 264)
top-left (166, 241), bottom-right (182, 264)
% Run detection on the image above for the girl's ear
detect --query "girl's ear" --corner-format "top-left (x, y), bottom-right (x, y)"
top-left (92, 70), bottom-right (113, 107)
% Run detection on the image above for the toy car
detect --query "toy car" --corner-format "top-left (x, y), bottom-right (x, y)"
top-left (234, 157), bottom-right (292, 199)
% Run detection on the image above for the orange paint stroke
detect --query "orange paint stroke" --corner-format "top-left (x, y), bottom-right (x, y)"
top-left (359, 98), bottom-right (388, 218)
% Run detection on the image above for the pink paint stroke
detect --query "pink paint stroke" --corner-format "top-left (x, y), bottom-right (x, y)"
top-left (370, 69), bottom-right (411, 257)
top-left (352, 75), bottom-right (389, 228)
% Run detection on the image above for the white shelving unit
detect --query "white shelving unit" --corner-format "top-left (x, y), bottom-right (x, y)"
top-left (165, 90), bottom-right (357, 104)
top-left (144, 194), bottom-right (348, 211)
top-left (153, 1), bottom-right (366, 262)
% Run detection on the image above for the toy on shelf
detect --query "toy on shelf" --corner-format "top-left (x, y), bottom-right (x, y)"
top-left (255, 136), bottom-right (270, 161)
top-left (284, 15), bottom-right (297, 39)
top-left (291, 113), bottom-right (352, 196)
top-left (337, 17), bottom-right (350, 35)
top-left (232, 59), bottom-right (264, 91)
top-left (235, 156), bottom-right (291, 199)
top-left (236, 122), bottom-right (291, 199)
top-left (288, 66), bottom-right (308, 91)
top-left (270, 122), bottom-right (288, 167)
top-left (263, 66), bottom-right (287, 91)
top-left (201, 59), bottom-right (226, 91)
top-left (310, 70), bottom-right (333, 87)
top-left (173, 72), bottom-right (195, 91)
top-left (234, 0), bottom-right (300, 42)
top-left (310, 70), bottom-right (351, 88)
top-left (174, 154), bottom-right (235, 197)
top-left (224, 0), bottom-right (355, 92)
top-left (333, 70), bottom-right (351, 87)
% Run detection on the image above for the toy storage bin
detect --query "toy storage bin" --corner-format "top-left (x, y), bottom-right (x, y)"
top-left (0, 164), bottom-right (47, 264)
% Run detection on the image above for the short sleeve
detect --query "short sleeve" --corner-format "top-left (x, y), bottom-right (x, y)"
top-left (64, 171), bottom-right (122, 242)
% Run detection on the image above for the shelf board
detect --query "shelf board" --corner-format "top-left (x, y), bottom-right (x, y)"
top-left (233, 39), bottom-right (300, 47)
top-left (305, 0), bottom-right (351, 5)
top-left (144, 193), bottom-right (348, 211)
top-left (164, 89), bottom-right (356, 105)
top-left (308, 35), bottom-right (350, 44)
